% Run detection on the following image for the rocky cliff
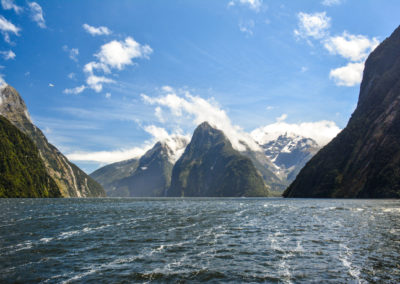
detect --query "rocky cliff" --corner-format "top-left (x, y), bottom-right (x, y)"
top-left (284, 26), bottom-right (400, 198)
top-left (0, 85), bottom-right (105, 197)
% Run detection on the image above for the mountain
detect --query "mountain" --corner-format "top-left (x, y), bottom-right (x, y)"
top-left (261, 133), bottom-right (320, 182)
top-left (167, 122), bottom-right (269, 197)
top-left (239, 145), bottom-right (286, 191)
top-left (91, 136), bottom-right (188, 197)
top-left (90, 158), bottom-right (139, 196)
top-left (0, 115), bottom-right (61, 198)
top-left (0, 85), bottom-right (105, 197)
top-left (284, 26), bottom-right (400, 198)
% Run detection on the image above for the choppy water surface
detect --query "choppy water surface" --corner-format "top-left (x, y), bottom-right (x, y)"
top-left (0, 198), bottom-right (399, 283)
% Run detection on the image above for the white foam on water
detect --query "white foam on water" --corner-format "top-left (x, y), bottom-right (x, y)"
top-left (350, 208), bottom-right (364, 212)
top-left (39, 237), bottom-right (53, 243)
top-left (294, 241), bottom-right (304, 253)
top-left (382, 208), bottom-right (400, 213)
top-left (339, 243), bottom-right (363, 283)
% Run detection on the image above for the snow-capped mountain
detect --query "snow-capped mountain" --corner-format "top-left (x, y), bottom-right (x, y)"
top-left (91, 135), bottom-right (189, 197)
top-left (253, 132), bottom-right (321, 182)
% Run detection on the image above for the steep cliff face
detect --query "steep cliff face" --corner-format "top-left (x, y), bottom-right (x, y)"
top-left (0, 115), bottom-right (60, 198)
top-left (0, 85), bottom-right (105, 197)
top-left (91, 137), bottom-right (188, 197)
top-left (284, 26), bottom-right (400, 198)
top-left (168, 122), bottom-right (269, 197)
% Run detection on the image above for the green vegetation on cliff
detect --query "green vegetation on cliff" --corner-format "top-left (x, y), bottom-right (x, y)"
top-left (0, 85), bottom-right (105, 197)
top-left (0, 115), bottom-right (61, 198)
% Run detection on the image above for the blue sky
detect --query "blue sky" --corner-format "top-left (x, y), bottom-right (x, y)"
top-left (0, 0), bottom-right (399, 173)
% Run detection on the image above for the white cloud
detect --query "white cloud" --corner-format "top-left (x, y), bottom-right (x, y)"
top-left (161, 85), bottom-right (174, 93)
top-left (84, 61), bottom-right (110, 74)
top-left (68, 72), bottom-right (76, 80)
top-left (81, 37), bottom-right (152, 92)
top-left (86, 75), bottom-right (114, 92)
top-left (67, 125), bottom-right (189, 164)
top-left (324, 32), bottom-right (379, 62)
top-left (63, 85), bottom-right (86, 95)
top-left (294, 12), bottom-right (331, 40)
top-left (155, 106), bottom-right (164, 122)
top-left (105, 92), bottom-right (111, 99)
top-left (67, 146), bottom-right (151, 164)
top-left (301, 66), bottom-right (308, 72)
top-left (239, 20), bottom-right (255, 36)
top-left (329, 61), bottom-right (364, 87)
top-left (0, 15), bottom-right (20, 42)
top-left (239, 0), bottom-right (262, 12)
top-left (294, 11), bottom-right (377, 87)
top-left (82, 23), bottom-right (111, 36)
top-left (48, 83), bottom-right (54, 87)
top-left (1, 0), bottom-right (22, 13)
top-left (144, 125), bottom-right (190, 163)
top-left (142, 90), bottom-right (260, 151)
top-left (266, 106), bottom-right (274, 110)
top-left (322, 0), bottom-right (342, 6)
top-left (0, 50), bottom-right (15, 60)
top-left (0, 74), bottom-right (6, 86)
top-left (96, 37), bottom-right (153, 70)
top-left (276, 113), bottom-right (287, 122)
top-left (63, 45), bottom-right (79, 62)
top-left (28, 2), bottom-right (46, 28)
top-left (251, 120), bottom-right (341, 146)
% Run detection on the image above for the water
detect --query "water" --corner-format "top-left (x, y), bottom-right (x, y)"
top-left (0, 198), bottom-right (399, 283)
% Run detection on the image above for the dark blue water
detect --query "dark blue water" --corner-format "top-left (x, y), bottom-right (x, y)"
top-left (0, 198), bottom-right (399, 283)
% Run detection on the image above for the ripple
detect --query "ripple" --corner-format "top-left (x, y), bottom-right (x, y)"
top-left (0, 198), bottom-right (399, 283)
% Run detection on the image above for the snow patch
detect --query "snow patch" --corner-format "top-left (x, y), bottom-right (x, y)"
top-left (251, 120), bottom-right (341, 146)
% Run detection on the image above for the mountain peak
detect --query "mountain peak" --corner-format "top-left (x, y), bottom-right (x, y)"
top-left (0, 84), bottom-right (32, 124)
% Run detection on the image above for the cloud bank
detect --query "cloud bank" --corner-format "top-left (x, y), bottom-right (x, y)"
top-left (142, 88), bottom-right (261, 152)
top-left (251, 119), bottom-right (341, 146)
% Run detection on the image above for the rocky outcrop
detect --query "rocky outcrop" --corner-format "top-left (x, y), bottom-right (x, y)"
top-left (284, 26), bottom-right (400, 198)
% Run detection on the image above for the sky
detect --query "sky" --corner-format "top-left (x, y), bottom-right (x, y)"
top-left (0, 0), bottom-right (399, 173)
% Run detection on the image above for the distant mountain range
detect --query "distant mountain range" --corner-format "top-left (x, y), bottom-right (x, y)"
top-left (91, 137), bottom-right (188, 197)
top-left (92, 121), bottom-right (322, 197)
top-left (0, 85), bottom-right (105, 197)
top-left (259, 133), bottom-right (320, 183)
top-left (284, 25), bottom-right (400, 198)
